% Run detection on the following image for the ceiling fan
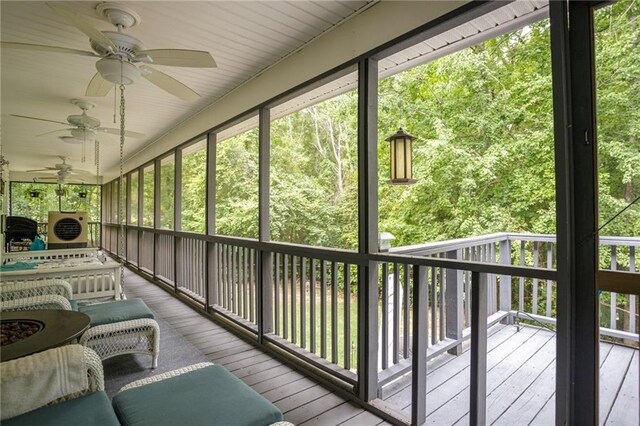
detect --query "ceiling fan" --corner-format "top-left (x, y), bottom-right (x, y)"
top-left (11, 99), bottom-right (145, 145)
top-left (28, 156), bottom-right (91, 184)
top-left (1, 2), bottom-right (217, 101)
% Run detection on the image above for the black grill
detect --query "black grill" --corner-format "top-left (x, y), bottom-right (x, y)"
top-left (53, 218), bottom-right (82, 241)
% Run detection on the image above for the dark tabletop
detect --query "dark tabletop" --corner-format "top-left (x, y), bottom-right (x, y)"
top-left (1, 310), bottom-right (91, 362)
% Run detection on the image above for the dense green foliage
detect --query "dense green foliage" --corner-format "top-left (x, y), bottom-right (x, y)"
top-left (48, 1), bottom-right (636, 254)
top-left (205, 2), bottom-right (638, 250)
top-left (11, 182), bottom-right (101, 223)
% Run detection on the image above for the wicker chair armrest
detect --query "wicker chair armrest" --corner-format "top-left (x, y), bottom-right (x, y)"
top-left (79, 318), bottom-right (159, 345)
top-left (83, 346), bottom-right (105, 392)
top-left (0, 279), bottom-right (73, 301)
top-left (118, 362), bottom-right (214, 393)
top-left (0, 294), bottom-right (71, 312)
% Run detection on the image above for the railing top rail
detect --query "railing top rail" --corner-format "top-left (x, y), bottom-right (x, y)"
top-left (390, 232), bottom-right (510, 255)
top-left (391, 232), bottom-right (640, 255)
top-left (370, 253), bottom-right (557, 280)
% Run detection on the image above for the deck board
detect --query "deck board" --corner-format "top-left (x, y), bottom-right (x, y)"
top-left (108, 269), bottom-right (385, 425)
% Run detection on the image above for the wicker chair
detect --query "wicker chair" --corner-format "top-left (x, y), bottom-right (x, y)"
top-left (0, 280), bottom-right (159, 368)
top-left (0, 345), bottom-right (105, 421)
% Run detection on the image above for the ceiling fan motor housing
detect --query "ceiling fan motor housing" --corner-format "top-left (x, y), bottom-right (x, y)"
top-left (96, 57), bottom-right (141, 85)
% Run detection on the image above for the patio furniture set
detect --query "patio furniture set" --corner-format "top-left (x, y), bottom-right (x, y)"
top-left (1, 248), bottom-right (291, 425)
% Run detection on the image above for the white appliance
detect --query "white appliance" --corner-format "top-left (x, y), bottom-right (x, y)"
top-left (47, 211), bottom-right (88, 246)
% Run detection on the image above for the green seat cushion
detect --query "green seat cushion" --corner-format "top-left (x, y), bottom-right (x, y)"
top-left (4, 391), bottom-right (119, 426)
top-left (69, 299), bottom-right (78, 311)
top-left (79, 298), bottom-right (154, 326)
top-left (112, 364), bottom-right (283, 426)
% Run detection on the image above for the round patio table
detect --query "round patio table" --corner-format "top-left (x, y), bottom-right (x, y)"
top-left (1, 310), bottom-right (90, 362)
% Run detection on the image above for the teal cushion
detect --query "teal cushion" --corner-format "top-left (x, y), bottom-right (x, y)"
top-left (112, 364), bottom-right (283, 426)
top-left (79, 298), bottom-right (154, 326)
top-left (4, 392), bottom-right (119, 426)
top-left (69, 299), bottom-right (79, 311)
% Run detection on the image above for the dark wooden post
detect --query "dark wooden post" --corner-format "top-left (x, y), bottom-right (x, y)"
top-left (173, 151), bottom-right (182, 291)
top-left (470, 271), bottom-right (488, 426)
top-left (258, 108), bottom-right (273, 342)
top-left (357, 56), bottom-right (379, 401)
top-left (550, 2), bottom-right (599, 424)
top-left (137, 168), bottom-right (143, 272)
top-left (153, 158), bottom-right (161, 278)
top-left (445, 249), bottom-right (463, 355)
top-left (206, 132), bottom-right (217, 309)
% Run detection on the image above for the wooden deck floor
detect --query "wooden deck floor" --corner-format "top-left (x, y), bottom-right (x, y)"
top-left (382, 322), bottom-right (639, 425)
top-left (108, 269), bottom-right (389, 426)
top-left (107, 269), bottom-right (637, 426)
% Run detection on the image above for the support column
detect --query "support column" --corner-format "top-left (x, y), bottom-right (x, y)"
top-left (258, 108), bottom-right (273, 342)
top-left (550, 2), bottom-right (599, 424)
top-left (357, 57), bottom-right (379, 402)
top-left (206, 132), bottom-right (217, 309)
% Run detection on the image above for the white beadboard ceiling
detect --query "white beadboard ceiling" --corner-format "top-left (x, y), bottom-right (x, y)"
top-left (1, 0), bottom-right (373, 182)
top-left (218, 0), bottom-right (549, 143)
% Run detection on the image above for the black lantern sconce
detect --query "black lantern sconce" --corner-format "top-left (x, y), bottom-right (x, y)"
top-left (385, 127), bottom-right (417, 184)
top-left (29, 190), bottom-right (40, 198)
top-left (78, 192), bottom-right (88, 199)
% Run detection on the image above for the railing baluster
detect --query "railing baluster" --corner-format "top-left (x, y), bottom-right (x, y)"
top-left (630, 247), bottom-right (636, 333)
top-left (546, 243), bottom-right (553, 318)
top-left (243, 247), bottom-right (248, 319)
top-left (381, 262), bottom-right (389, 369)
top-left (283, 254), bottom-right (289, 340)
top-left (393, 262), bottom-right (400, 365)
top-left (439, 265), bottom-right (445, 342)
top-left (519, 241), bottom-right (525, 313)
top-left (344, 264), bottom-right (351, 370)
top-left (532, 241), bottom-right (539, 315)
top-left (430, 266), bottom-right (437, 345)
top-left (610, 245), bottom-right (617, 330)
top-left (320, 260), bottom-right (327, 359)
top-left (301, 257), bottom-right (307, 349)
top-left (465, 247), bottom-right (471, 327)
top-left (411, 265), bottom-right (428, 426)
top-left (226, 244), bottom-right (232, 310)
top-left (250, 248), bottom-right (255, 322)
top-left (331, 261), bottom-right (338, 364)
top-left (403, 264), bottom-right (410, 359)
top-left (310, 258), bottom-right (317, 354)
top-left (275, 252), bottom-right (280, 335)
top-left (291, 256), bottom-right (297, 345)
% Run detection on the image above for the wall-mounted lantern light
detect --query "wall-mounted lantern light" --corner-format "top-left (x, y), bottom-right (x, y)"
top-left (29, 190), bottom-right (40, 198)
top-left (385, 127), bottom-right (417, 184)
top-left (78, 192), bottom-right (88, 199)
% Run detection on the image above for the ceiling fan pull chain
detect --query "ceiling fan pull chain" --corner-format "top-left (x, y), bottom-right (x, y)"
top-left (118, 79), bottom-right (126, 297)
top-left (113, 87), bottom-right (117, 124)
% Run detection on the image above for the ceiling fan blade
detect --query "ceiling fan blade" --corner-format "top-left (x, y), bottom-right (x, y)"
top-left (138, 49), bottom-right (217, 68)
top-left (1, 41), bottom-right (98, 57)
top-left (11, 114), bottom-right (68, 126)
top-left (37, 128), bottom-right (75, 137)
top-left (96, 133), bottom-right (117, 144)
top-left (86, 72), bottom-right (113, 97)
top-left (140, 65), bottom-right (200, 102)
top-left (26, 168), bottom-right (56, 172)
top-left (98, 127), bottom-right (146, 139)
top-left (47, 3), bottom-right (117, 52)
